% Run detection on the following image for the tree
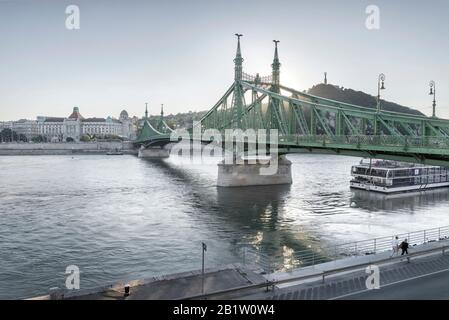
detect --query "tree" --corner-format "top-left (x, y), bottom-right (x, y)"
top-left (32, 135), bottom-right (46, 143)
top-left (18, 134), bottom-right (27, 142)
top-left (0, 128), bottom-right (18, 142)
top-left (80, 135), bottom-right (91, 142)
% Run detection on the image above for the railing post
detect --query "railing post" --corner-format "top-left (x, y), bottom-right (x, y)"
top-left (439, 228), bottom-right (441, 241)
top-left (424, 230), bottom-right (426, 244)
top-left (268, 258), bottom-right (272, 274)
top-left (374, 239), bottom-right (377, 254)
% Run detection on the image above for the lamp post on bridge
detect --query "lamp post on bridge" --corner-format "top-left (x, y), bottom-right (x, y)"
top-left (376, 73), bottom-right (386, 113)
top-left (429, 80), bottom-right (436, 118)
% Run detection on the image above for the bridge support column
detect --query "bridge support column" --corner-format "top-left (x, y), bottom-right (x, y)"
top-left (217, 155), bottom-right (292, 187)
top-left (138, 146), bottom-right (169, 159)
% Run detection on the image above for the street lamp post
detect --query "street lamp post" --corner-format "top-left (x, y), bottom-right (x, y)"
top-left (429, 80), bottom-right (436, 118)
top-left (377, 73), bottom-right (386, 113)
top-left (201, 242), bottom-right (207, 295)
top-left (374, 73), bottom-right (386, 136)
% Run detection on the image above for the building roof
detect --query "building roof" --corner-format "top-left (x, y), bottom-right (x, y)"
top-left (120, 110), bottom-right (129, 119)
top-left (68, 107), bottom-right (84, 120)
top-left (44, 117), bottom-right (64, 123)
top-left (83, 118), bottom-right (106, 123)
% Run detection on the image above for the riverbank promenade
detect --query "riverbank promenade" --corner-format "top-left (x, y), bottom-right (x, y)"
top-left (29, 237), bottom-right (449, 300)
top-left (29, 265), bottom-right (267, 300)
top-left (243, 239), bottom-right (449, 300)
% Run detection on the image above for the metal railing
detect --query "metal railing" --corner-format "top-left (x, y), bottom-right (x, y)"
top-left (241, 72), bottom-right (272, 84)
top-left (287, 134), bottom-right (449, 151)
top-left (187, 239), bottom-right (449, 300)
top-left (237, 225), bottom-right (449, 273)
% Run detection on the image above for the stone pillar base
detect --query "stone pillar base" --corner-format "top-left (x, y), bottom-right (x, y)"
top-left (217, 156), bottom-right (292, 187)
top-left (138, 147), bottom-right (169, 158)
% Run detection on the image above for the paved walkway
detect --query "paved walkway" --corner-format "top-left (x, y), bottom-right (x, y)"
top-left (30, 239), bottom-right (449, 300)
top-left (345, 266), bottom-right (449, 300)
top-left (31, 265), bottom-right (267, 300)
top-left (239, 251), bottom-right (449, 300)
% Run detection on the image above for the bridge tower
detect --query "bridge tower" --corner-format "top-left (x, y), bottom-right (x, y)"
top-left (231, 34), bottom-right (245, 129)
top-left (217, 37), bottom-right (292, 187)
top-left (234, 33), bottom-right (243, 81)
top-left (271, 40), bottom-right (281, 92)
top-left (136, 103), bottom-right (170, 159)
top-left (266, 40), bottom-right (288, 135)
top-left (157, 104), bottom-right (165, 132)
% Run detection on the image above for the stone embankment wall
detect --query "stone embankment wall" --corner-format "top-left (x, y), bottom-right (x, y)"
top-left (0, 141), bottom-right (137, 155)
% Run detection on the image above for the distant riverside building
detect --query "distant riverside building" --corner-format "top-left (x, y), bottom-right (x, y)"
top-left (0, 121), bottom-right (13, 132)
top-left (1, 107), bottom-right (137, 142)
top-left (5, 119), bottom-right (39, 137)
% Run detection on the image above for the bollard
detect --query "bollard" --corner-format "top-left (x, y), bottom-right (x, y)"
top-left (124, 284), bottom-right (130, 297)
top-left (49, 287), bottom-right (63, 300)
top-left (265, 280), bottom-right (270, 292)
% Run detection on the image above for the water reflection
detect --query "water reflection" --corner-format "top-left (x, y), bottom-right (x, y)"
top-left (141, 158), bottom-right (310, 271)
top-left (350, 188), bottom-right (449, 212)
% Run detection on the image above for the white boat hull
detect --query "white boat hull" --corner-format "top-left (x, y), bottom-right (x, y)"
top-left (350, 181), bottom-right (449, 194)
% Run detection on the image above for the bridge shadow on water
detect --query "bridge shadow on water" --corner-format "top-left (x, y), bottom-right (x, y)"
top-left (139, 158), bottom-right (321, 271)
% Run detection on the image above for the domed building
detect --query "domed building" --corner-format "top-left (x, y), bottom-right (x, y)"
top-left (119, 110), bottom-right (129, 120)
top-left (118, 109), bottom-right (136, 140)
top-left (35, 107), bottom-right (137, 142)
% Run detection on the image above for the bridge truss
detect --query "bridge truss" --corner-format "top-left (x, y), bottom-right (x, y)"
top-left (134, 35), bottom-right (449, 166)
top-left (197, 36), bottom-right (449, 166)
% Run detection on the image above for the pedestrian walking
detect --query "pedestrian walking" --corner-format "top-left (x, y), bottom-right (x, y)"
top-left (399, 238), bottom-right (410, 263)
top-left (400, 238), bottom-right (409, 255)
top-left (390, 236), bottom-right (399, 257)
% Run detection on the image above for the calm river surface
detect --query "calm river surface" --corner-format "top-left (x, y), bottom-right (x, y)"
top-left (2, 154), bottom-right (449, 299)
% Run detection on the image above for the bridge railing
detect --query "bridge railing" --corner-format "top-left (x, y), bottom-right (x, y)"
top-left (237, 225), bottom-right (449, 273)
top-left (280, 134), bottom-right (449, 150)
top-left (241, 72), bottom-right (272, 84)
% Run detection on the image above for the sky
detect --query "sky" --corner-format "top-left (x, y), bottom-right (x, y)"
top-left (1, 0), bottom-right (449, 120)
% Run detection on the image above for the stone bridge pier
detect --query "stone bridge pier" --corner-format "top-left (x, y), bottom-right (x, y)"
top-left (138, 146), bottom-right (169, 158)
top-left (217, 155), bottom-right (292, 187)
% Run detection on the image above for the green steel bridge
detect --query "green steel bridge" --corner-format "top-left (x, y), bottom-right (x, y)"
top-left (136, 35), bottom-right (449, 167)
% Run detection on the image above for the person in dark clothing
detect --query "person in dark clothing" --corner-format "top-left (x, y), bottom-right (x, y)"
top-left (400, 239), bottom-right (409, 255)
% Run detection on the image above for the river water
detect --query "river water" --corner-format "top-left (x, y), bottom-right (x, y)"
top-left (1, 154), bottom-right (449, 299)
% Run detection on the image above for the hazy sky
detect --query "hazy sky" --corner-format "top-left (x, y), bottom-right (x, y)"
top-left (1, 0), bottom-right (449, 120)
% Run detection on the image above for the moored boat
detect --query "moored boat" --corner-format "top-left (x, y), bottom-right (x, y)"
top-left (350, 159), bottom-right (449, 193)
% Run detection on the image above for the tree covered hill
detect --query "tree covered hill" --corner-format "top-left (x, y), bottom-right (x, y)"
top-left (307, 83), bottom-right (424, 116)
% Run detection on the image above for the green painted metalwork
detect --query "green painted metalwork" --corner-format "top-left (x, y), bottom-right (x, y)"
top-left (136, 36), bottom-right (449, 166)
top-left (135, 104), bottom-right (173, 143)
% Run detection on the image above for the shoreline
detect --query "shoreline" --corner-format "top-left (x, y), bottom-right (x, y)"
top-left (0, 141), bottom-right (138, 156)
